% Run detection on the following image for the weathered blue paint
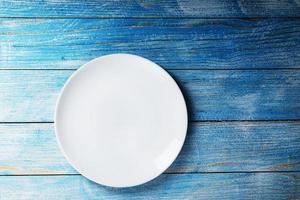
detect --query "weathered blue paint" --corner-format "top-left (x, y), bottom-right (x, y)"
top-left (1, 0), bottom-right (300, 198)
top-left (0, 0), bottom-right (299, 17)
top-left (0, 19), bottom-right (299, 69)
top-left (0, 70), bottom-right (299, 122)
top-left (0, 173), bottom-right (299, 199)
top-left (0, 122), bottom-right (299, 175)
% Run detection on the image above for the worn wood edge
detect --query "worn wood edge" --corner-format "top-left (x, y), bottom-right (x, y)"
top-left (0, 18), bottom-right (299, 70)
top-left (0, 0), bottom-right (300, 18)
top-left (0, 173), bottom-right (299, 199)
top-left (0, 121), bottom-right (299, 175)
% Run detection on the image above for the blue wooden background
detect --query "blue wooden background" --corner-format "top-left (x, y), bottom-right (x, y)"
top-left (0, 1), bottom-right (300, 199)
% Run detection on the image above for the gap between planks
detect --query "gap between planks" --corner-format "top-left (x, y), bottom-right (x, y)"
top-left (0, 16), bottom-right (300, 20)
top-left (0, 120), bottom-right (300, 124)
top-left (1, 171), bottom-right (300, 177)
top-left (1, 68), bottom-right (300, 71)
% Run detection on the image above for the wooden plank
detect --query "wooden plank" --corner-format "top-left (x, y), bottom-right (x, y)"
top-left (0, 70), bottom-right (299, 122)
top-left (0, 1), bottom-right (300, 18)
top-left (0, 122), bottom-right (299, 175)
top-left (0, 123), bottom-right (72, 175)
top-left (0, 18), bottom-right (299, 69)
top-left (0, 173), bottom-right (299, 199)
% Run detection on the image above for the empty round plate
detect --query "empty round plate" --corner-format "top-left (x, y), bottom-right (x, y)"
top-left (55, 54), bottom-right (188, 187)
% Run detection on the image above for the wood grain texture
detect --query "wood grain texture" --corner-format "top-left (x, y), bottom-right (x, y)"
top-left (1, 0), bottom-right (300, 17)
top-left (0, 173), bottom-right (299, 199)
top-left (0, 70), bottom-right (299, 122)
top-left (0, 18), bottom-right (299, 69)
top-left (0, 0), bottom-right (299, 198)
top-left (0, 122), bottom-right (299, 175)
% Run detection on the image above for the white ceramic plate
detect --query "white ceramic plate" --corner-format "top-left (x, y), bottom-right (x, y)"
top-left (55, 54), bottom-right (188, 187)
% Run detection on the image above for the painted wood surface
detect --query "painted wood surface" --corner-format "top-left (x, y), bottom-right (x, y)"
top-left (0, 18), bottom-right (299, 69)
top-left (0, 70), bottom-right (299, 122)
top-left (0, 122), bottom-right (299, 175)
top-left (1, 0), bottom-right (300, 18)
top-left (1, 1), bottom-right (300, 198)
top-left (0, 173), bottom-right (299, 199)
